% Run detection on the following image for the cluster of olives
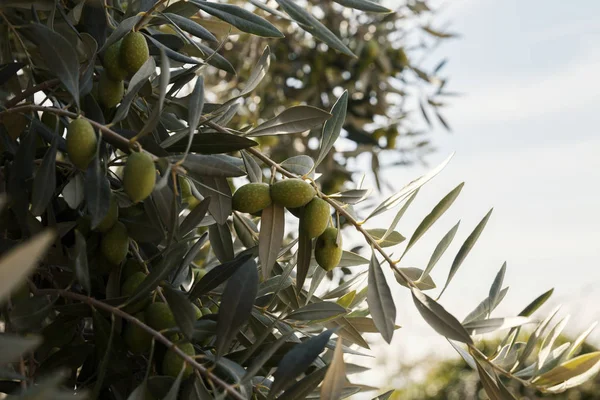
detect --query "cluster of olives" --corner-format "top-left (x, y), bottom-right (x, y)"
top-left (98, 31), bottom-right (149, 108)
top-left (232, 179), bottom-right (343, 271)
top-left (119, 260), bottom-right (214, 378)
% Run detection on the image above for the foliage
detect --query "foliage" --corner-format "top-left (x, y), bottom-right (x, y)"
top-left (0, 1), bottom-right (598, 399)
top-left (201, 0), bottom-right (456, 194)
top-left (394, 336), bottom-right (600, 400)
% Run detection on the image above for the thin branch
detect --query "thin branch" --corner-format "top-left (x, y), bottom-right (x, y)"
top-left (4, 79), bottom-right (60, 108)
top-left (33, 288), bottom-right (246, 400)
top-left (1, 105), bottom-right (146, 158)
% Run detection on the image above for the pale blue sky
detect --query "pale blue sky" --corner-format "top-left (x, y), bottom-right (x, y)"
top-left (345, 0), bottom-right (600, 390)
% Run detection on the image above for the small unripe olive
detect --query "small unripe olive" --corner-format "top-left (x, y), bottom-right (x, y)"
top-left (103, 40), bottom-right (128, 81)
top-left (121, 271), bottom-right (150, 314)
top-left (179, 176), bottom-right (200, 209)
top-left (120, 32), bottom-right (149, 76)
top-left (123, 152), bottom-right (156, 203)
top-left (66, 119), bottom-right (96, 170)
top-left (232, 183), bottom-right (272, 214)
top-left (300, 197), bottom-right (330, 238)
top-left (270, 179), bottom-right (315, 209)
top-left (192, 304), bottom-right (203, 320)
top-left (162, 342), bottom-right (194, 378)
top-left (100, 221), bottom-right (129, 265)
top-left (121, 271), bottom-right (146, 297)
top-left (95, 195), bottom-right (119, 233)
top-left (98, 71), bottom-right (124, 109)
top-left (122, 258), bottom-right (145, 281)
top-left (315, 227), bottom-right (343, 271)
top-left (145, 302), bottom-right (176, 332)
top-left (200, 307), bottom-right (212, 316)
top-left (124, 312), bottom-right (152, 354)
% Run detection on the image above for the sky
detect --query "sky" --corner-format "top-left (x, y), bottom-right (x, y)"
top-left (345, 0), bottom-right (600, 392)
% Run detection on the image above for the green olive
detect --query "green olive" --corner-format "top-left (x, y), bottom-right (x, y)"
top-left (314, 227), bottom-right (343, 271)
top-left (232, 183), bottom-right (272, 214)
top-left (270, 179), bottom-right (315, 209)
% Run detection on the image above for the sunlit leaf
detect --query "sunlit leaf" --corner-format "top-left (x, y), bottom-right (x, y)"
top-left (367, 253), bottom-right (396, 343)
top-left (248, 106), bottom-right (331, 136)
top-left (315, 91), bottom-right (348, 168)
top-left (439, 208), bottom-right (493, 298)
top-left (259, 204), bottom-right (285, 280)
top-left (321, 336), bottom-right (347, 400)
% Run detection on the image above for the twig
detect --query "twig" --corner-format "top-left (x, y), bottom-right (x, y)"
top-left (1, 105), bottom-right (147, 158)
top-left (33, 288), bottom-right (246, 400)
top-left (4, 79), bottom-right (60, 108)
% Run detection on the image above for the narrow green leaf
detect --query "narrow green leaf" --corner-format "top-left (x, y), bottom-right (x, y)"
top-left (194, 176), bottom-right (231, 225)
top-left (30, 139), bottom-right (58, 216)
top-left (519, 288), bottom-right (554, 316)
top-left (182, 154), bottom-right (246, 177)
top-left (366, 153), bottom-right (454, 221)
top-left (112, 57), bottom-right (156, 124)
top-left (161, 13), bottom-right (217, 42)
top-left (381, 189), bottom-right (418, 241)
top-left (489, 262), bottom-right (506, 315)
top-left (183, 76), bottom-right (205, 158)
top-left (72, 230), bottom-right (90, 293)
top-left (85, 155), bottom-right (110, 230)
top-left (463, 317), bottom-right (532, 335)
top-left (439, 208), bottom-right (493, 298)
top-left (188, 252), bottom-right (253, 300)
top-left (163, 286), bottom-right (196, 340)
top-left (321, 336), bottom-right (347, 400)
top-left (420, 221), bottom-right (460, 280)
top-left (191, 1), bottom-right (284, 37)
top-left (179, 198), bottom-right (211, 238)
top-left (278, 367), bottom-right (328, 400)
top-left (333, 0), bottom-right (392, 13)
top-left (402, 183), bottom-right (464, 258)
top-left (0, 230), bottom-right (55, 303)
top-left (534, 352), bottom-right (600, 390)
top-left (286, 302), bottom-right (346, 321)
top-left (163, 366), bottom-right (186, 400)
top-left (259, 204), bottom-right (285, 280)
top-left (366, 229), bottom-right (405, 248)
top-left (271, 330), bottom-right (335, 396)
top-left (126, 244), bottom-right (189, 306)
top-left (296, 230), bottom-right (312, 290)
top-left (539, 315), bottom-right (570, 368)
top-left (315, 91), bottom-right (348, 168)
top-left (248, 106), bottom-right (331, 136)
top-left (367, 253), bottom-right (396, 343)
top-left (100, 15), bottom-right (142, 51)
top-left (209, 222), bottom-right (234, 263)
top-left (474, 358), bottom-right (502, 400)
top-left (281, 155), bottom-right (315, 177)
top-left (21, 24), bottom-right (80, 108)
top-left (411, 287), bottom-right (473, 344)
top-left (275, 0), bottom-right (355, 57)
top-left (564, 322), bottom-right (598, 361)
top-left (215, 258), bottom-right (259, 358)
top-left (241, 332), bottom-right (294, 383)
top-left (241, 150), bottom-right (262, 183)
top-left (137, 48), bottom-right (169, 139)
top-left (396, 267), bottom-right (436, 290)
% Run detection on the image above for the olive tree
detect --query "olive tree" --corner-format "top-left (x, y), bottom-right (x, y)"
top-left (0, 1), bottom-right (598, 399)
